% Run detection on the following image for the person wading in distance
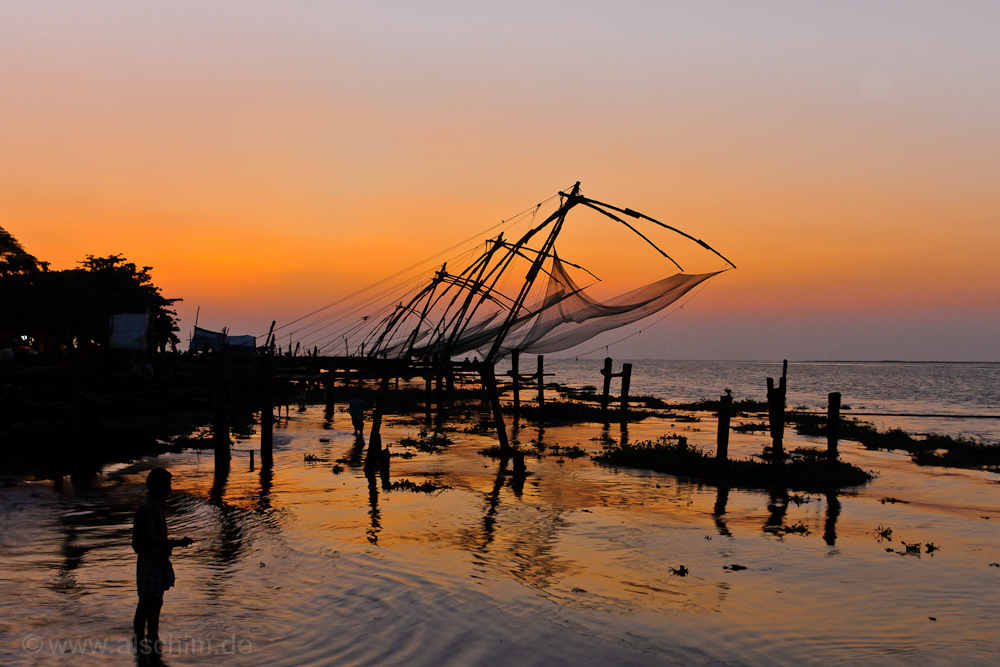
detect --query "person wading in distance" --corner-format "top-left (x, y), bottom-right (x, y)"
top-left (132, 467), bottom-right (193, 658)
top-left (348, 392), bottom-right (368, 436)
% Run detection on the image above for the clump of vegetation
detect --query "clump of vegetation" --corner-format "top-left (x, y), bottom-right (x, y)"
top-left (788, 412), bottom-right (1000, 471)
top-left (765, 521), bottom-right (811, 537)
top-left (478, 444), bottom-right (529, 459)
top-left (171, 432), bottom-right (213, 450)
top-left (632, 394), bottom-right (670, 409)
top-left (388, 478), bottom-right (452, 493)
top-left (556, 385), bottom-right (600, 401)
top-left (462, 415), bottom-right (495, 434)
top-left (391, 450), bottom-right (417, 459)
top-left (733, 421), bottom-right (769, 433)
top-left (515, 400), bottom-right (655, 424)
top-left (593, 436), bottom-right (875, 492)
top-left (331, 464), bottom-right (344, 474)
top-left (547, 444), bottom-right (588, 459)
top-left (398, 431), bottom-right (453, 453)
top-left (668, 398), bottom-right (769, 414)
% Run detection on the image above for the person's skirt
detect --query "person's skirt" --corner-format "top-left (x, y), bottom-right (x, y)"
top-left (136, 557), bottom-right (174, 598)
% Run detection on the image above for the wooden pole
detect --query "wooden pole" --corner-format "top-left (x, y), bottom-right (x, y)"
top-left (364, 376), bottom-right (390, 474)
top-left (425, 371), bottom-right (433, 427)
top-left (827, 391), bottom-right (841, 463)
top-left (511, 350), bottom-right (520, 422)
top-left (213, 404), bottom-right (231, 469)
top-left (716, 393), bottom-right (733, 461)
top-left (600, 357), bottom-right (613, 416)
top-left (766, 360), bottom-right (787, 459)
top-left (260, 393), bottom-right (273, 468)
top-left (324, 376), bottom-right (335, 416)
top-left (435, 354), bottom-right (445, 428)
top-left (481, 364), bottom-right (509, 452)
top-left (537, 355), bottom-right (545, 409)
top-left (619, 362), bottom-right (632, 421)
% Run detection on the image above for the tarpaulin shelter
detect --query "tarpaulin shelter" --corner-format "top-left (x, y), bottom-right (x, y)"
top-left (190, 327), bottom-right (256, 354)
top-left (109, 313), bottom-right (148, 351)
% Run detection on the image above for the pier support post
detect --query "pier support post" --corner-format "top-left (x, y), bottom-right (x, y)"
top-left (213, 405), bottom-right (231, 470)
top-left (766, 360), bottom-right (787, 459)
top-left (716, 393), bottom-right (733, 461)
top-left (600, 357), bottom-right (613, 417)
top-left (827, 391), bottom-right (841, 463)
top-left (424, 372), bottom-right (433, 427)
top-left (260, 393), bottom-right (274, 468)
top-left (260, 357), bottom-right (274, 468)
top-left (324, 376), bottom-right (335, 417)
top-left (480, 364), bottom-right (509, 452)
top-left (364, 376), bottom-right (390, 475)
top-left (511, 350), bottom-right (521, 423)
top-left (537, 355), bottom-right (545, 410)
top-left (620, 363), bottom-right (632, 422)
top-left (435, 354), bottom-right (445, 428)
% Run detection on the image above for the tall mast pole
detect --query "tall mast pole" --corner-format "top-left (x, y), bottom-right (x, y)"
top-left (484, 181), bottom-right (581, 363)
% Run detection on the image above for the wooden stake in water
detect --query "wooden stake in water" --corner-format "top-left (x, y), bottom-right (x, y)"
top-left (260, 394), bottom-right (274, 468)
top-left (480, 364), bottom-right (509, 452)
top-left (364, 375), bottom-right (390, 475)
top-left (620, 363), bottom-right (632, 422)
top-left (537, 355), bottom-right (545, 409)
top-left (766, 360), bottom-right (787, 459)
top-left (425, 372), bottom-right (433, 427)
top-left (827, 391), bottom-right (841, 463)
top-left (511, 350), bottom-right (521, 422)
top-left (324, 376), bottom-right (335, 416)
top-left (717, 393), bottom-right (733, 461)
top-left (601, 357), bottom-right (613, 416)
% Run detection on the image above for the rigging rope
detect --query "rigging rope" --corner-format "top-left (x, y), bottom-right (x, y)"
top-left (262, 192), bottom-right (563, 341)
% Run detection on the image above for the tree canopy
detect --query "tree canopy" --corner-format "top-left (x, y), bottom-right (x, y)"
top-left (0, 226), bottom-right (49, 276)
top-left (0, 226), bottom-right (180, 352)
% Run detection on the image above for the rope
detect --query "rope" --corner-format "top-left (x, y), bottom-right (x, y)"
top-left (263, 192), bottom-right (562, 339)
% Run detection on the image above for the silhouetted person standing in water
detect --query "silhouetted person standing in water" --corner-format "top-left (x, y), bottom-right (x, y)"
top-left (348, 393), bottom-right (368, 435)
top-left (133, 467), bottom-right (193, 657)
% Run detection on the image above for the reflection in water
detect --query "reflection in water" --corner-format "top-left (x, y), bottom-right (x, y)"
top-left (509, 466), bottom-right (526, 497)
top-left (346, 434), bottom-right (365, 469)
top-left (461, 455), bottom-right (568, 591)
top-left (257, 466), bottom-right (273, 513)
top-left (6, 395), bottom-right (1000, 667)
top-left (712, 486), bottom-right (732, 537)
top-left (367, 474), bottom-right (381, 545)
top-left (764, 489), bottom-right (789, 534)
top-left (479, 459), bottom-right (508, 550)
top-left (824, 492), bottom-right (841, 546)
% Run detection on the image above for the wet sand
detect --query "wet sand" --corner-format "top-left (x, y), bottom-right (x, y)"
top-left (2, 404), bottom-right (999, 665)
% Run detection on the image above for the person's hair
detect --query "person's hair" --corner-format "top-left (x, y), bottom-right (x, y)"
top-left (146, 467), bottom-right (172, 492)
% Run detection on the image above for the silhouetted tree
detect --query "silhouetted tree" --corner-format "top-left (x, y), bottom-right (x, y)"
top-left (0, 226), bottom-right (49, 276)
top-left (0, 227), bottom-right (180, 353)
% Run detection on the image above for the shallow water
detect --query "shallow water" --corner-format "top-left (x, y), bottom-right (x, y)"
top-left (501, 359), bottom-right (1000, 444)
top-left (3, 394), bottom-right (1000, 665)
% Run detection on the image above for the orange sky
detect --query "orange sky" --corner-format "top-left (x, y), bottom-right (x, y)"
top-left (2, 2), bottom-right (998, 360)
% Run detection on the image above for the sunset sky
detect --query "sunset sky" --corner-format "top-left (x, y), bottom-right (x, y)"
top-left (3, 2), bottom-right (998, 361)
